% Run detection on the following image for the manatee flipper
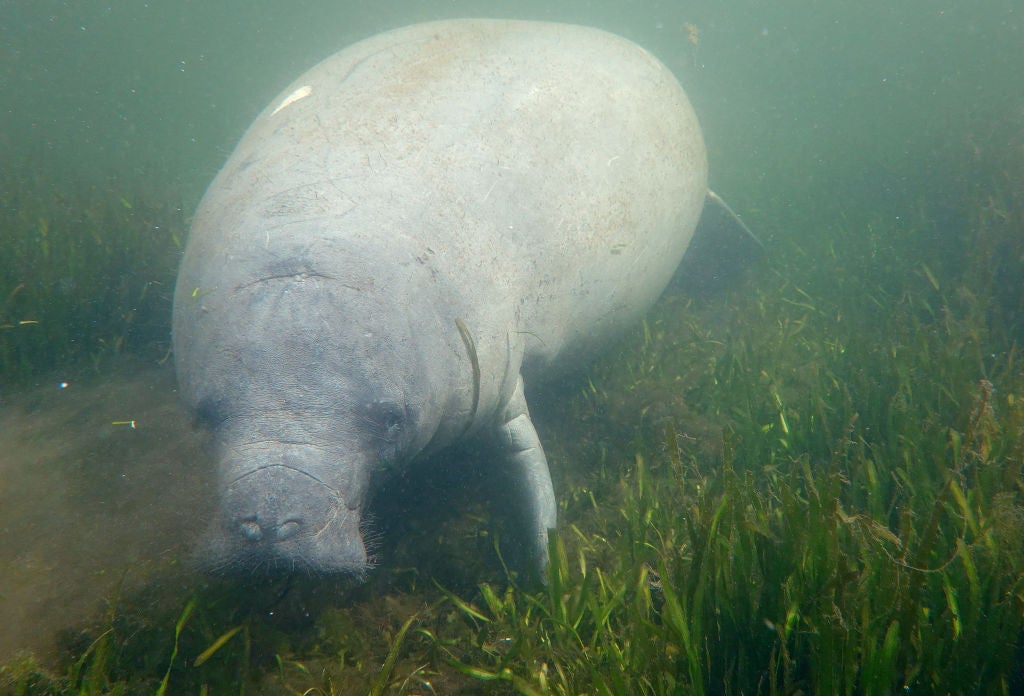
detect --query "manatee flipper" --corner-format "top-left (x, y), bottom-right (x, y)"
top-left (495, 374), bottom-right (557, 576)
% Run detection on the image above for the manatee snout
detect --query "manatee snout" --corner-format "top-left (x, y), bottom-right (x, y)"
top-left (200, 460), bottom-right (368, 574)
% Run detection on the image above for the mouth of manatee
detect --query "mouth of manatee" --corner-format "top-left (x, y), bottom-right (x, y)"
top-left (201, 461), bottom-right (367, 574)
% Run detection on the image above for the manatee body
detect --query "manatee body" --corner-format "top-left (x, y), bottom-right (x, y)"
top-left (172, 19), bottom-right (708, 575)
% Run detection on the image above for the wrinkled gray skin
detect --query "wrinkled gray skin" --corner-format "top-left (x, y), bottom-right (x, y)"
top-left (172, 19), bottom-right (708, 576)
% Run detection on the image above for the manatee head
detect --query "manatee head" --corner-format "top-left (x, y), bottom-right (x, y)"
top-left (174, 251), bottom-right (451, 576)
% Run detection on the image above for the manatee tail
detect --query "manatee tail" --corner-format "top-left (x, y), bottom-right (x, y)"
top-left (706, 190), bottom-right (763, 252)
top-left (671, 189), bottom-right (764, 297)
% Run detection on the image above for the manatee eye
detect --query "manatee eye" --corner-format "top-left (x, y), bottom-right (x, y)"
top-left (362, 400), bottom-right (407, 442)
top-left (194, 396), bottom-right (230, 431)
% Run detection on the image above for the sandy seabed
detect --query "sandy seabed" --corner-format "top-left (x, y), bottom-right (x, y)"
top-left (0, 359), bottom-right (212, 664)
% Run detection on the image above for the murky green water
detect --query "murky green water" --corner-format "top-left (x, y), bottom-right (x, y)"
top-left (1, 1), bottom-right (1021, 692)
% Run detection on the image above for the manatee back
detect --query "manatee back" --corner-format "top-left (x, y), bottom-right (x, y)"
top-left (175, 19), bottom-right (706, 387)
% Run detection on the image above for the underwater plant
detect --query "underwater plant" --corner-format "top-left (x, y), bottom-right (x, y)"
top-left (0, 168), bottom-right (185, 382)
top-left (2, 138), bottom-right (1023, 694)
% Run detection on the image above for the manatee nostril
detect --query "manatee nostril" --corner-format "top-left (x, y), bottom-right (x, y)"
top-left (239, 518), bottom-right (264, 542)
top-left (237, 517), bottom-right (302, 543)
top-left (276, 520), bottom-right (302, 541)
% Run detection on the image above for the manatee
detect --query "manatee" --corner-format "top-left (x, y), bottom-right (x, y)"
top-left (172, 18), bottom-right (751, 576)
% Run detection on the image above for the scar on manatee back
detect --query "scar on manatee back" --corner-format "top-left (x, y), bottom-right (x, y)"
top-left (271, 85), bottom-right (313, 116)
top-left (455, 318), bottom-right (481, 427)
